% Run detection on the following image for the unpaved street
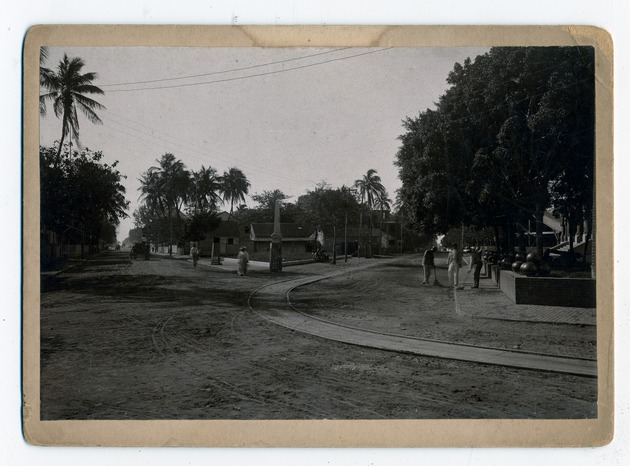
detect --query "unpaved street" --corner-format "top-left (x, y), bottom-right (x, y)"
top-left (40, 252), bottom-right (597, 420)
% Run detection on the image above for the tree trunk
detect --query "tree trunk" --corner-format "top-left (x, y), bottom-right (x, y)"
top-left (55, 121), bottom-right (68, 161)
top-left (344, 211), bottom-right (348, 262)
top-left (367, 209), bottom-right (374, 258)
top-left (358, 210), bottom-right (363, 258)
top-left (332, 224), bottom-right (337, 264)
top-left (493, 223), bottom-right (501, 254)
top-left (568, 215), bottom-right (576, 262)
top-left (379, 213), bottom-right (384, 255)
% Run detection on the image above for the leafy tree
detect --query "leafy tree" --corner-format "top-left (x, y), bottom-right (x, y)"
top-left (250, 189), bottom-right (292, 222)
top-left (132, 204), bottom-right (171, 244)
top-left (395, 46), bottom-right (595, 258)
top-left (40, 144), bottom-right (129, 258)
top-left (296, 184), bottom-right (360, 233)
top-left (39, 54), bottom-right (105, 159)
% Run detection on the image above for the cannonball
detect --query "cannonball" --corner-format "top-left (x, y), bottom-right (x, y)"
top-left (520, 261), bottom-right (538, 276)
top-left (526, 252), bottom-right (541, 264)
top-left (538, 262), bottom-right (552, 276)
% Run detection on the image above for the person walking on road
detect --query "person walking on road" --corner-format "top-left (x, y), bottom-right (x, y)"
top-left (469, 246), bottom-right (483, 288)
top-left (422, 246), bottom-right (436, 284)
top-left (238, 246), bottom-right (249, 276)
top-left (190, 242), bottom-right (200, 267)
top-left (447, 243), bottom-right (462, 287)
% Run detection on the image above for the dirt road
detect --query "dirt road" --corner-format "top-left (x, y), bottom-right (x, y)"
top-left (39, 252), bottom-right (596, 420)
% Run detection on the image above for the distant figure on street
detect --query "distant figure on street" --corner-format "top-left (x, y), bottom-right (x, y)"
top-left (469, 247), bottom-right (483, 288)
top-left (238, 246), bottom-right (249, 276)
top-left (190, 242), bottom-right (200, 267)
top-left (422, 246), bottom-right (436, 284)
top-left (447, 243), bottom-right (462, 287)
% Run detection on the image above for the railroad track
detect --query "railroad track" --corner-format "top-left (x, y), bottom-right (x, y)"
top-left (247, 263), bottom-right (598, 378)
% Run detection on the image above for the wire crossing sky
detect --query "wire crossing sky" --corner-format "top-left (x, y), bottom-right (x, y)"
top-left (39, 46), bottom-right (490, 240)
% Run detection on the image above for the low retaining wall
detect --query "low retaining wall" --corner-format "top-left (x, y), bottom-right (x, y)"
top-left (498, 270), bottom-right (596, 308)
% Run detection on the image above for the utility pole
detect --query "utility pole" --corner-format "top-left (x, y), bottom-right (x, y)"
top-left (332, 224), bottom-right (337, 264)
top-left (399, 210), bottom-right (403, 255)
top-left (344, 211), bottom-right (348, 262)
top-left (269, 199), bottom-right (282, 272)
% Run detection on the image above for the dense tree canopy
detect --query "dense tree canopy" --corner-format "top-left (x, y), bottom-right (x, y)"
top-left (295, 183), bottom-right (361, 234)
top-left (395, 46), bottom-right (595, 256)
top-left (136, 154), bottom-right (251, 246)
top-left (41, 144), bottom-right (129, 254)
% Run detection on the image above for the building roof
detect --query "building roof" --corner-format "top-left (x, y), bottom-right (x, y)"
top-left (209, 220), bottom-right (240, 237)
top-left (318, 226), bottom-right (384, 239)
top-left (250, 223), bottom-right (309, 240)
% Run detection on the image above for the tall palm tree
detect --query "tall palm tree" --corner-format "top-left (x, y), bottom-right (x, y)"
top-left (354, 169), bottom-right (387, 257)
top-left (39, 47), bottom-right (55, 116)
top-left (40, 54), bottom-right (105, 159)
top-left (139, 154), bottom-right (190, 254)
top-left (190, 165), bottom-right (222, 215)
top-left (220, 167), bottom-right (250, 221)
top-left (375, 191), bottom-right (392, 254)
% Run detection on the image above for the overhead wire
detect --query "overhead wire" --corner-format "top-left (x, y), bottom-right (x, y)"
top-left (103, 47), bottom-right (394, 92)
top-left (98, 47), bottom-right (353, 87)
top-left (99, 103), bottom-right (403, 189)
top-left (99, 113), bottom-right (317, 188)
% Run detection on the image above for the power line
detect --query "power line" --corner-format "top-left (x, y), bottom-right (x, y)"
top-left (104, 47), bottom-right (394, 93)
top-left (99, 47), bottom-right (352, 87)
top-left (100, 109), bottom-right (311, 183)
top-left (99, 113), bottom-right (318, 187)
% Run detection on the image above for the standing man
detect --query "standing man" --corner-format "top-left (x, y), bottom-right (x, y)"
top-left (447, 243), bottom-right (462, 287)
top-left (422, 246), bottom-right (436, 285)
top-left (469, 246), bottom-right (483, 288)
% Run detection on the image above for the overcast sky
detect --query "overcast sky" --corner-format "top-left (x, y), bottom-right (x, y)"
top-left (40, 46), bottom-right (490, 240)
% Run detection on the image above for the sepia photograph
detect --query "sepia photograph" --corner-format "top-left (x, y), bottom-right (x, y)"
top-left (22, 25), bottom-right (613, 447)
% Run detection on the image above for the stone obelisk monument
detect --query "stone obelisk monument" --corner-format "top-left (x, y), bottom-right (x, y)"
top-left (269, 199), bottom-right (282, 272)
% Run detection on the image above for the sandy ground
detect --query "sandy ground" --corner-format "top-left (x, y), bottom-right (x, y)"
top-left (39, 252), bottom-right (597, 420)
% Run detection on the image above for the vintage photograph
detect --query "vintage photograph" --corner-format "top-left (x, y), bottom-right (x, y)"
top-left (24, 26), bottom-right (613, 447)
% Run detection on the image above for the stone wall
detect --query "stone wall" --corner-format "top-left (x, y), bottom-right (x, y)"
top-left (498, 270), bottom-right (596, 308)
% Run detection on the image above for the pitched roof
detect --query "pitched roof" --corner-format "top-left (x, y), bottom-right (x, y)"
top-left (319, 226), bottom-right (383, 239)
top-left (208, 220), bottom-right (240, 237)
top-left (250, 223), bottom-right (309, 239)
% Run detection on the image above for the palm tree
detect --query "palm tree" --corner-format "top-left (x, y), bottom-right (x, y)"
top-left (220, 167), bottom-right (251, 221)
top-left (190, 165), bottom-right (222, 215)
top-left (138, 154), bottom-right (190, 254)
top-left (374, 191), bottom-right (392, 254)
top-left (40, 54), bottom-right (105, 159)
top-left (39, 47), bottom-right (54, 116)
top-left (354, 169), bottom-right (387, 257)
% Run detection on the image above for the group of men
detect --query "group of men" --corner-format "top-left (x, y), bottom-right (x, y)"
top-left (422, 244), bottom-right (484, 288)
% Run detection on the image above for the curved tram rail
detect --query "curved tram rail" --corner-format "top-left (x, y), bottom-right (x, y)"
top-left (247, 271), bottom-right (597, 379)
